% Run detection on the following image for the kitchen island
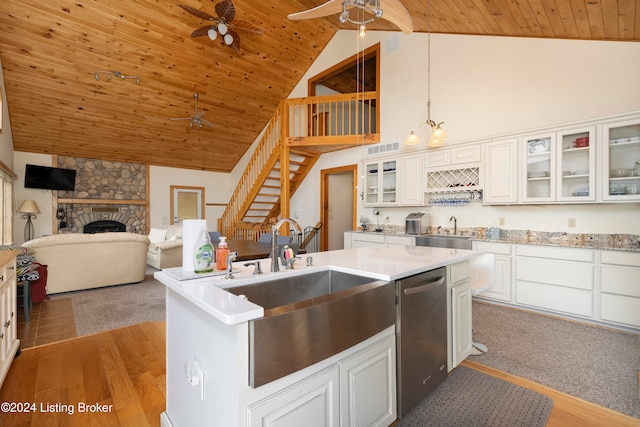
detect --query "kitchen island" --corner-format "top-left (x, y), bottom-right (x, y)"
top-left (155, 245), bottom-right (481, 427)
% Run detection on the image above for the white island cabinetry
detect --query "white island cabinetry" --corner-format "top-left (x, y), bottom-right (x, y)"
top-left (157, 246), bottom-right (481, 427)
top-left (344, 232), bottom-right (415, 249)
top-left (447, 261), bottom-right (472, 372)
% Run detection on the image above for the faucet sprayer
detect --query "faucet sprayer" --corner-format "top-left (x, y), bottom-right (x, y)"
top-left (270, 218), bottom-right (302, 273)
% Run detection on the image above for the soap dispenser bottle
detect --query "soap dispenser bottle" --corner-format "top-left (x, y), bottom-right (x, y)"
top-left (216, 236), bottom-right (229, 271)
top-left (193, 227), bottom-right (214, 274)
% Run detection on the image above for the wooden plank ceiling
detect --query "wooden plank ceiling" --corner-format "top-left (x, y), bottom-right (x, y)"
top-left (0, 0), bottom-right (637, 173)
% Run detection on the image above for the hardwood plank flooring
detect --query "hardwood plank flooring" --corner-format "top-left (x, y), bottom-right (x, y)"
top-left (5, 309), bottom-right (639, 426)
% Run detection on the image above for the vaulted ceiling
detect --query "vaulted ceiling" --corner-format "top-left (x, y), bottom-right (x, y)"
top-left (0, 0), bottom-right (637, 173)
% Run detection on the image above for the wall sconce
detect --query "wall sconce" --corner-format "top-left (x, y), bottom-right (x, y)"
top-left (94, 70), bottom-right (140, 84)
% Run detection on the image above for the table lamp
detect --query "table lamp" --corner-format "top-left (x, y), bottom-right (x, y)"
top-left (18, 200), bottom-right (40, 241)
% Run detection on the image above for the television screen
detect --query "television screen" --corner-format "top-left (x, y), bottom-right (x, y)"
top-left (24, 164), bottom-right (76, 191)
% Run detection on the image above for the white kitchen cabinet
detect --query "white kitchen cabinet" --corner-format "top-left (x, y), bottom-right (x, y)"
top-left (471, 241), bottom-right (512, 302)
top-left (447, 261), bottom-right (472, 372)
top-left (0, 252), bottom-right (19, 388)
top-left (598, 251), bottom-right (640, 328)
top-left (339, 334), bottom-right (396, 427)
top-left (515, 245), bottom-right (595, 318)
top-left (248, 366), bottom-right (340, 427)
top-left (520, 132), bottom-right (557, 202)
top-left (363, 159), bottom-right (397, 206)
top-left (344, 232), bottom-right (414, 249)
top-left (556, 126), bottom-right (596, 202)
top-left (600, 118), bottom-right (640, 202)
top-left (424, 145), bottom-right (481, 168)
top-left (482, 139), bottom-right (518, 204)
top-left (397, 154), bottom-right (424, 206)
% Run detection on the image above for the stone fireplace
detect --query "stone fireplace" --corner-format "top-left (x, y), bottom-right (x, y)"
top-left (55, 156), bottom-right (148, 234)
top-left (83, 219), bottom-right (127, 233)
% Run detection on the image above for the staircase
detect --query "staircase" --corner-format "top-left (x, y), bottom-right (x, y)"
top-left (219, 91), bottom-right (379, 241)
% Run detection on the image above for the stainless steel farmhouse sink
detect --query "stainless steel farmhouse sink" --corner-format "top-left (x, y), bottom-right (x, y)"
top-left (226, 270), bottom-right (395, 387)
top-left (415, 234), bottom-right (473, 250)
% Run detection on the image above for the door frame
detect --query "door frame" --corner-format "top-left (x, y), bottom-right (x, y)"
top-left (170, 185), bottom-right (205, 225)
top-left (320, 165), bottom-right (358, 251)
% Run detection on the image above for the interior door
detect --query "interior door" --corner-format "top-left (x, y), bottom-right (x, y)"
top-left (170, 185), bottom-right (205, 224)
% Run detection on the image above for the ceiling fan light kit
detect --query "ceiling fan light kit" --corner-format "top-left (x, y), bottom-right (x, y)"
top-left (94, 70), bottom-right (140, 84)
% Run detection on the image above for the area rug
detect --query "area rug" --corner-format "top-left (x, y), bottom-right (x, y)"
top-left (398, 366), bottom-right (553, 427)
top-left (471, 301), bottom-right (640, 419)
top-left (63, 274), bottom-right (165, 336)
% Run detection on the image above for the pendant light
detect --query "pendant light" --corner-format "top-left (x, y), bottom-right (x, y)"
top-left (404, 0), bottom-right (446, 147)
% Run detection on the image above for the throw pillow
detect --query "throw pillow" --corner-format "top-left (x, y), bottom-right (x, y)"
top-left (149, 228), bottom-right (167, 244)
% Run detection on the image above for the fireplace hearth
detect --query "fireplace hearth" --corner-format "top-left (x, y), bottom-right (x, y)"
top-left (83, 220), bottom-right (127, 233)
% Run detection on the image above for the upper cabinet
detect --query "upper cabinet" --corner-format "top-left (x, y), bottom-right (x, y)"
top-left (363, 153), bottom-right (424, 207)
top-left (601, 118), bottom-right (640, 202)
top-left (364, 159), bottom-right (397, 206)
top-left (520, 132), bottom-right (557, 203)
top-left (556, 127), bottom-right (596, 202)
top-left (483, 139), bottom-right (518, 204)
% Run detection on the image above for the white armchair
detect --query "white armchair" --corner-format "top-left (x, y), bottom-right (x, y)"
top-left (146, 224), bottom-right (183, 269)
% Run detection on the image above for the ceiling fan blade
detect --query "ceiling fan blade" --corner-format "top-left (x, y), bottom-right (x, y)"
top-left (170, 117), bottom-right (192, 121)
top-left (287, 0), bottom-right (343, 21)
top-left (177, 4), bottom-right (217, 21)
top-left (380, 0), bottom-right (413, 34)
top-left (233, 19), bottom-right (265, 35)
top-left (191, 25), bottom-right (213, 38)
top-left (200, 119), bottom-right (215, 128)
top-left (215, 0), bottom-right (236, 22)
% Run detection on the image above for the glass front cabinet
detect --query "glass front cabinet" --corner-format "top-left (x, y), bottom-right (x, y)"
top-left (601, 119), bottom-right (640, 202)
top-left (521, 128), bottom-right (596, 203)
top-left (364, 160), bottom-right (397, 206)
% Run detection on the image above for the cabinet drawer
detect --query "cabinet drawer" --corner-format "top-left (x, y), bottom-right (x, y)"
top-left (352, 234), bottom-right (385, 244)
top-left (516, 244), bottom-right (594, 262)
top-left (451, 146), bottom-right (481, 165)
top-left (449, 262), bottom-right (470, 285)
top-left (516, 281), bottom-right (593, 317)
top-left (424, 150), bottom-right (450, 168)
top-left (386, 235), bottom-right (414, 246)
top-left (473, 241), bottom-right (512, 255)
top-left (600, 250), bottom-right (640, 266)
top-left (600, 266), bottom-right (640, 297)
top-left (516, 257), bottom-right (593, 290)
top-left (600, 294), bottom-right (640, 328)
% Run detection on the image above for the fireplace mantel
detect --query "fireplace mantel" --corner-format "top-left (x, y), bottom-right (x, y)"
top-left (57, 199), bottom-right (147, 205)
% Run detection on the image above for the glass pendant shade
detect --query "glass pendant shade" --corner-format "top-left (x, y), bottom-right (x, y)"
top-left (404, 131), bottom-right (420, 145)
top-left (218, 23), bottom-right (228, 35)
top-left (431, 126), bottom-right (447, 140)
top-left (208, 28), bottom-right (218, 40)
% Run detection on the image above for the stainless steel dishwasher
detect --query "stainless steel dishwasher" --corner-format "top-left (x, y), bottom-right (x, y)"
top-left (396, 267), bottom-right (448, 418)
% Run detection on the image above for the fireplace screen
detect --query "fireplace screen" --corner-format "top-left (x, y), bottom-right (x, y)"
top-left (83, 220), bottom-right (126, 233)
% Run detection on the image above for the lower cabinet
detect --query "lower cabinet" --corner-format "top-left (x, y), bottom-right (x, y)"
top-left (0, 252), bottom-right (19, 388)
top-left (248, 333), bottom-right (396, 427)
top-left (515, 245), bottom-right (594, 318)
top-left (599, 251), bottom-right (640, 328)
top-left (447, 261), bottom-right (472, 372)
top-left (471, 241), bottom-right (512, 302)
top-left (344, 232), bottom-right (415, 249)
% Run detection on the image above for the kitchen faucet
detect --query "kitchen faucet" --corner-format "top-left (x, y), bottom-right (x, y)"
top-left (271, 218), bottom-right (303, 272)
top-left (224, 251), bottom-right (238, 279)
top-left (450, 216), bottom-right (457, 235)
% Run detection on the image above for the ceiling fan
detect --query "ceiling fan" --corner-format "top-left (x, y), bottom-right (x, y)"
top-left (288, 0), bottom-right (413, 34)
top-left (170, 93), bottom-right (214, 129)
top-left (177, 0), bottom-right (264, 52)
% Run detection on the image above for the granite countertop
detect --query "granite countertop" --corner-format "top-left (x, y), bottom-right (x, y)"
top-left (349, 228), bottom-right (640, 252)
top-left (154, 245), bottom-right (481, 325)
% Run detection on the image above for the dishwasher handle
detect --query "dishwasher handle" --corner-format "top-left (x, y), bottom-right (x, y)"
top-left (403, 276), bottom-right (445, 295)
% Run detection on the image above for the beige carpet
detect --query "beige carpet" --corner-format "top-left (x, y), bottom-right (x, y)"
top-left (53, 273), bottom-right (165, 336)
top-left (472, 301), bottom-right (640, 420)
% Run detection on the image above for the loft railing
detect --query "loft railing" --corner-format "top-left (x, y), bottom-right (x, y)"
top-left (219, 92), bottom-right (378, 238)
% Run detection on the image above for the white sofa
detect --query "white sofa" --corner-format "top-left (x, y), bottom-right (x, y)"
top-left (22, 232), bottom-right (150, 294)
top-left (146, 224), bottom-right (183, 270)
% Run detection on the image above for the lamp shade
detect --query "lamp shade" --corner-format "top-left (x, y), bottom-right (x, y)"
top-left (18, 199), bottom-right (41, 214)
top-left (404, 131), bottom-right (420, 146)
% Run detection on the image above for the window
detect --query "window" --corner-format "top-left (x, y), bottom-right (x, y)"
top-left (0, 165), bottom-right (14, 244)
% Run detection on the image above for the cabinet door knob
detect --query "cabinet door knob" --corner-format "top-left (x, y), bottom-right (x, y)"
top-left (3, 320), bottom-right (9, 328)
top-left (0, 333), bottom-right (4, 340)
top-left (8, 266), bottom-right (14, 270)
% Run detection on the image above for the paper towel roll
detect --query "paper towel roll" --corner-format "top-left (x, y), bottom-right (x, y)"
top-left (182, 219), bottom-right (207, 272)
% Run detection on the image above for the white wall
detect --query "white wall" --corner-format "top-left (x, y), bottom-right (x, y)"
top-left (288, 31), bottom-right (640, 235)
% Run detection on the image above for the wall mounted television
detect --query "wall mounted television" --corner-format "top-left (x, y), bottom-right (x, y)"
top-left (24, 164), bottom-right (77, 191)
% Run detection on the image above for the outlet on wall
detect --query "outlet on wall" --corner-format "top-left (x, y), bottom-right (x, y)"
top-left (498, 218), bottom-right (505, 226)
top-left (568, 218), bottom-right (576, 228)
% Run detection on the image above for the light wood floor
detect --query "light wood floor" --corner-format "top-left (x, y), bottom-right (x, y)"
top-left (3, 310), bottom-right (639, 426)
